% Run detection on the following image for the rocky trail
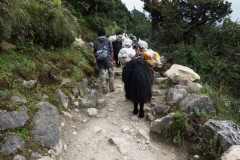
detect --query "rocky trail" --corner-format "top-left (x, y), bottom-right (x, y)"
top-left (58, 67), bottom-right (187, 160)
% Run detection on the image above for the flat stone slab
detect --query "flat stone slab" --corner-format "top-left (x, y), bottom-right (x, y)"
top-left (0, 106), bottom-right (28, 130)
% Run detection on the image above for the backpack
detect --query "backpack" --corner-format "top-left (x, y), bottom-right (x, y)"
top-left (95, 40), bottom-right (109, 61)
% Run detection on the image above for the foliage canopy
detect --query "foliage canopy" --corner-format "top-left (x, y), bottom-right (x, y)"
top-left (142, 0), bottom-right (232, 44)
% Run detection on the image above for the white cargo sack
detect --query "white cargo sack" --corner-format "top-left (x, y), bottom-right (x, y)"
top-left (145, 49), bottom-right (155, 57)
top-left (118, 47), bottom-right (136, 64)
top-left (108, 35), bottom-right (116, 42)
top-left (122, 38), bottom-right (132, 48)
top-left (138, 38), bottom-right (148, 49)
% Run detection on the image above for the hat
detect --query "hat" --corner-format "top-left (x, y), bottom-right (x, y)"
top-left (98, 28), bottom-right (106, 36)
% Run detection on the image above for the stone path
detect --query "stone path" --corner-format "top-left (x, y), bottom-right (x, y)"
top-left (59, 67), bottom-right (187, 160)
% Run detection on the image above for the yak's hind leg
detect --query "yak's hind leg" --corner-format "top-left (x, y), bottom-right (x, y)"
top-left (133, 102), bottom-right (139, 115)
top-left (139, 103), bottom-right (145, 118)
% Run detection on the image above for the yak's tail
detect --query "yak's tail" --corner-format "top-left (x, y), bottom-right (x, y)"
top-left (122, 57), bottom-right (154, 103)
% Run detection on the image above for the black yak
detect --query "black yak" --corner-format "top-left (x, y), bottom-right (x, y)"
top-left (122, 57), bottom-right (154, 118)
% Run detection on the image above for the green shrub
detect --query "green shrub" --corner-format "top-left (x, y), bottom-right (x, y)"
top-left (16, 128), bottom-right (30, 140)
top-left (0, 0), bottom-right (79, 47)
top-left (195, 133), bottom-right (222, 159)
top-left (199, 84), bottom-right (240, 124)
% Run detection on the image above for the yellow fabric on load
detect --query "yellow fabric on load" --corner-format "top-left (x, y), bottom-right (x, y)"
top-left (143, 52), bottom-right (161, 67)
top-left (144, 54), bottom-right (154, 67)
top-left (154, 52), bottom-right (161, 64)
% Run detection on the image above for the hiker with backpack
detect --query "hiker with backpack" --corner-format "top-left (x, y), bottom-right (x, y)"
top-left (93, 28), bottom-right (115, 94)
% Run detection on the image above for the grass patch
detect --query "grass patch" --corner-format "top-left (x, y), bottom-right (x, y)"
top-left (199, 84), bottom-right (240, 125)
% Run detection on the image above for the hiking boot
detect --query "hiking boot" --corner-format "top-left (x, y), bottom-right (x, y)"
top-left (103, 89), bottom-right (108, 94)
top-left (110, 88), bottom-right (115, 92)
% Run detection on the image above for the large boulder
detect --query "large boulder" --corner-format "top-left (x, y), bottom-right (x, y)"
top-left (0, 106), bottom-right (28, 130)
top-left (164, 64), bottom-right (200, 83)
top-left (179, 94), bottom-right (216, 115)
top-left (221, 145), bottom-right (240, 160)
top-left (150, 112), bottom-right (175, 134)
top-left (1, 136), bottom-right (23, 155)
top-left (165, 88), bottom-right (188, 104)
top-left (154, 102), bottom-right (171, 115)
top-left (202, 119), bottom-right (240, 152)
top-left (178, 79), bottom-right (202, 91)
top-left (80, 89), bottom-right (98, 108)
top-left (31, 102), bottom-right (60, 148)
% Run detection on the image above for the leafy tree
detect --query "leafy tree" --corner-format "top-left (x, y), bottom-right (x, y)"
top-left (53, 0), bottom-right (61, 6)
top-left (200, 19), bottom-right (240, 96)
top-left (65, 0), bottom-right (133, 34)
top-left (108, 0), bottom-right (134, 31)
top-left (130, 9), bottom-right (151, 41)
top-left (141, 0), bottom-right (232, 46)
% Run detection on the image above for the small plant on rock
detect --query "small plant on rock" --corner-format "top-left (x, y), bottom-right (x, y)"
top-left (195, 133), bottom-right (222, 159)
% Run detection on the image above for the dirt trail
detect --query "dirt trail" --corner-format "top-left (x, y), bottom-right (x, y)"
top-left (59, 67), bottom-right (187, 160)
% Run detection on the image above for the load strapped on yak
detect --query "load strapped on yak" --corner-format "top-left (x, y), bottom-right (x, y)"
top-left (137, 39), bottom-right (162, 68)
top-left (118, 37), bottom-right (162, 68)
top-left (113, 33), bottom-right (136, 64)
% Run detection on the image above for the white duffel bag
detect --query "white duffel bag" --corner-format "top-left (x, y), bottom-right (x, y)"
top-left (108, 35), bottom-right (116, 42)
top-left (122, 38), bottom-right (133, 48)
top-left (138, 38), bottom-right (148, 49)
top-left (118, 47), bottom-right (136, 64)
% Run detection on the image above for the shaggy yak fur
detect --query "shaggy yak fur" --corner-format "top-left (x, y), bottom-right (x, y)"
top-left (122, 57), bottom-right (154, 118)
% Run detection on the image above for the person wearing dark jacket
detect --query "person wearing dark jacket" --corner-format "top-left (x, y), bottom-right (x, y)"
top-left (112, 34), bottom-right (122, 67)
top-left (93, 28), bottom-right (115, 94)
